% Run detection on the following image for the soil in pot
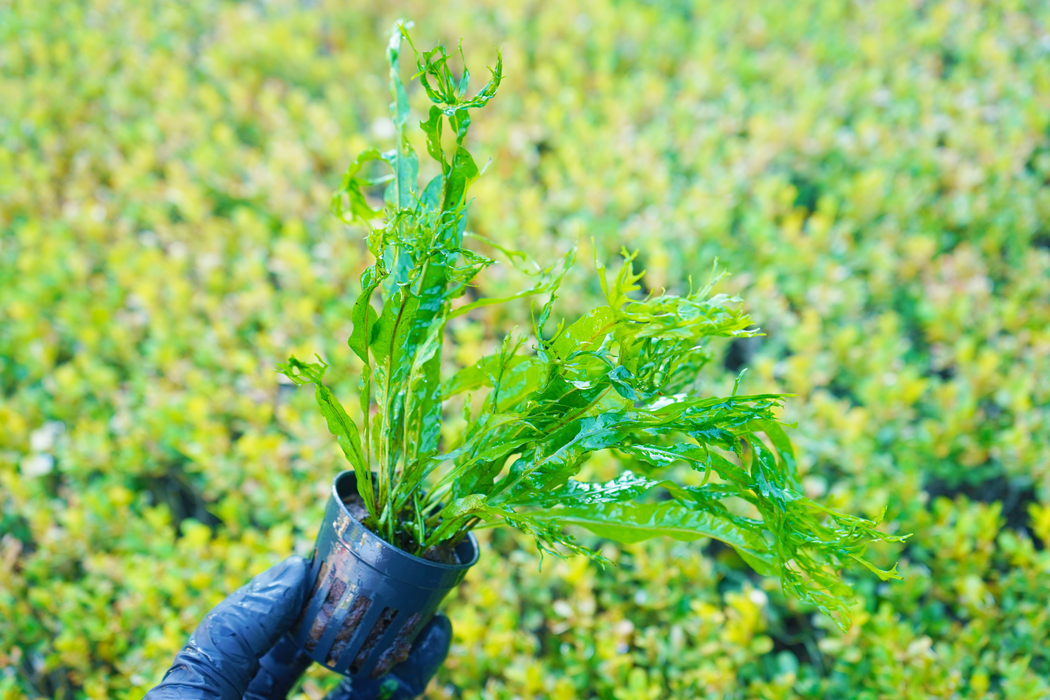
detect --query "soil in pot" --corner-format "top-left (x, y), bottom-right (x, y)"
top-left (340, 491), bottom-right (462, 565)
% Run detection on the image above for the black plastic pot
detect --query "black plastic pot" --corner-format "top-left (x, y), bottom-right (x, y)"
top-left (291, 471), bottom-right (479, 679)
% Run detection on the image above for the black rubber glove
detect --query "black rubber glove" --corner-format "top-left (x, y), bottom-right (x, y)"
top-left (145, 556), bottom-right (452, 700)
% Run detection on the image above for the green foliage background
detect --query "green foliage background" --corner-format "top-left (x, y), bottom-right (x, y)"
top-left (1, 0), bottom-right (1048, 698)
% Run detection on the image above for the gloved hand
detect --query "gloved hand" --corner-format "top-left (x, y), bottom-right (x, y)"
top-left (145, 556), bottom-right (451, 700)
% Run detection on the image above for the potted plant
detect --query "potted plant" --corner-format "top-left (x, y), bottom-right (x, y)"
top-left (279, 23), bottom-right (905, 680)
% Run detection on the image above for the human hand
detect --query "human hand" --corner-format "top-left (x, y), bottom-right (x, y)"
top-left (145, 556), bottom-right (451, 700)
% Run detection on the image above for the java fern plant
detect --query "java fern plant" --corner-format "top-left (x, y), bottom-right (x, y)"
top-left (279, 23), bottom-right (905, 630)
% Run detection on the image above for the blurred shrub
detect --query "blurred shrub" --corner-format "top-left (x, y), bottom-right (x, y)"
top-left (1, 0), bottom-right (1048, 698)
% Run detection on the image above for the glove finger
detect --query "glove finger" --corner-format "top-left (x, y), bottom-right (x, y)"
top-left (146, 556), bottom-right (310, 700)
top-left (242, 632), bottom-right (313, 700)
top-left (324, 614), bottom-right (452, 700)
top-left (383, 614), bottom-right (452, 696)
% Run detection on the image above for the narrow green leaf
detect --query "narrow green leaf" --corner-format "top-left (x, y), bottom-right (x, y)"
top-left (370, 288), bottom-right (420, 369)
top-left (442, 145), bottom-right (479, 210)
top-left (848, 554), bottom-right (904, 581)
top-left (550, 306), bottom-right (615, 359)
top-left (330, 148), bottom-right (386, 225)
top-left (515, 471), bottom-right (660, 508)
top-left (348, 266), bottom-right (385, 364)
top-left (387, 23), bottom-right (419, 209)
top-left (529, 500), bottom-right (774, 561)
top-left (314, 384), bottom-right (368, 474)
top-left (420, 105), bottom-right (446, 174)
